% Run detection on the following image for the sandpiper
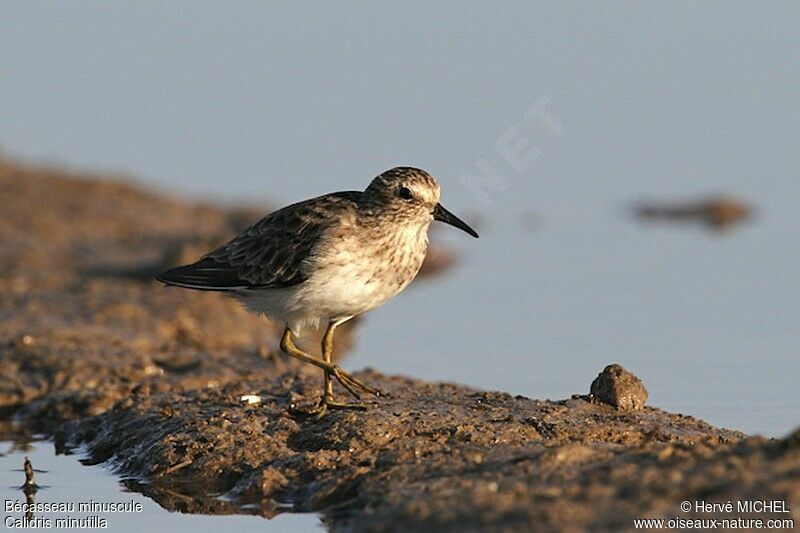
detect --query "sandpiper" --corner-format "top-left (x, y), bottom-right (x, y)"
top-left (156, 167), bottom-right (478, 414)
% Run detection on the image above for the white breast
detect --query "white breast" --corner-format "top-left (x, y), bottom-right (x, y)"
top-left (236, 221), bottom-right (430, 333)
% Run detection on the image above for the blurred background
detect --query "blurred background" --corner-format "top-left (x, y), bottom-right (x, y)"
top-left (1, 1), bottom-right (798, 437)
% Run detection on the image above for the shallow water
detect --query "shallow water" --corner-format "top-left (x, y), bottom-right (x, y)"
top-left (0, 439), bottom-right (322, 532)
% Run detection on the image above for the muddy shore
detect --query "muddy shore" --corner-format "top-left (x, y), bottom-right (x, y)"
top-left (1, 159), bottom-right (797, 531)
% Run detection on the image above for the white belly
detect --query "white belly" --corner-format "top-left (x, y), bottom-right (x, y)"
top-left (235, 222), bottom-right (429, 332)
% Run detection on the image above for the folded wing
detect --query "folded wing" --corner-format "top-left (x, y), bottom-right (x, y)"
top-left (156, 192), bottom-right (360, 291)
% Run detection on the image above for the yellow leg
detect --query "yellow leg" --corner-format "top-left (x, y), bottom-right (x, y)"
top-left (320, 322), bottom-right (368, 411)
top-left (279, 327), bottom-right (380, 400)
top-left (321, 322), bottom-right (335, 400)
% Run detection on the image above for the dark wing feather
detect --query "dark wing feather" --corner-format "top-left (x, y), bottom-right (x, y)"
top-left (156, 191), bottom-right (361, 291)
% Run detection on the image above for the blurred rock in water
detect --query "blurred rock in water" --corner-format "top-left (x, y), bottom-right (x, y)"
top-left (634, 195), bottom-right (753, 231)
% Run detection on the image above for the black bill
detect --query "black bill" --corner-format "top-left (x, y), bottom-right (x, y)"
top-left (433, 203), bottom-right (479, 238)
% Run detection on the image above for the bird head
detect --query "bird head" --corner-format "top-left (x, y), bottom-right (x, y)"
top-left (364, 167), bottom-right (478, 238)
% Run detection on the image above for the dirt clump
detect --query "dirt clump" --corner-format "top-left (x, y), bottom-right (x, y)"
top-left (590, 363), bottom-right (648, 410)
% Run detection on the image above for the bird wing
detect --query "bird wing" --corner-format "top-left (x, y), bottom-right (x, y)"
top-left (157, 191), bottom-right (361, 291)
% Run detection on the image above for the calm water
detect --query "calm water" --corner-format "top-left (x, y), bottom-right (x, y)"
top-left (1, 2), bottom-right (798, 527)
top-left (0, 438), bottom-right (322, 532)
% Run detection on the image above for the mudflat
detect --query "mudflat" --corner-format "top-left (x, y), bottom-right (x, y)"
top-left (1, 158), bottom-right (797, 531)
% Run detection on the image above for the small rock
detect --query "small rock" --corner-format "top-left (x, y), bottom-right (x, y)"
top-left (240, 394), bottom-right (262, 405)
top-left (590, 364), bottom-right (648, 410)
top-left (634, 196), bottom-right (753, 231)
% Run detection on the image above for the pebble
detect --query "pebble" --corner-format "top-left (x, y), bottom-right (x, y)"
top-left (590, 364), bottom-right (648, 410)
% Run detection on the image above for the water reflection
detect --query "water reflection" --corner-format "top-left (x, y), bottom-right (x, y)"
top-left (0, 438), bottom-right (323, 532)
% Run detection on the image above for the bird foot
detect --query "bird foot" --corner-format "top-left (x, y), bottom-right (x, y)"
top-left (331, 366), bottom-right (384, 398)
top-left (325, 399), bottom-right (369, 410)
top-left (316, 398), bottom-right (370, 418)
top-left (291, 397), bottom-right (370, 419)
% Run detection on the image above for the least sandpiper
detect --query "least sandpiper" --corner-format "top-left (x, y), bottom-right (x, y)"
top-left (157, 167), bottom-right (478, 414)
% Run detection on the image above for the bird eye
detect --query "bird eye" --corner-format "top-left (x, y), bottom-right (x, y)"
top-left (398, 186), bottom-right (413, 200)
